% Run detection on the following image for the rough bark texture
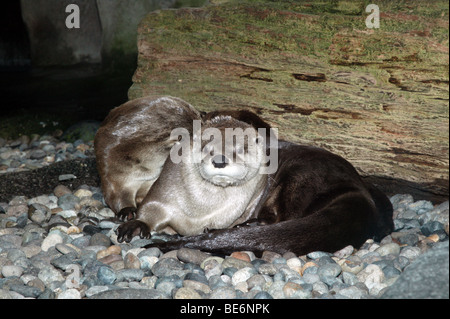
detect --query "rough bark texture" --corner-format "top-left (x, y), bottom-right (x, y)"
top-left (129, 0), bottom-right (449, 202)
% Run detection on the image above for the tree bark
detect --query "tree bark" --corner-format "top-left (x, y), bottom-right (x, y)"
top-left (129, 1), bottom-right (449, 202)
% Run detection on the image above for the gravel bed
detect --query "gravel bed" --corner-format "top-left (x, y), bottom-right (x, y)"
top-left (0, 134), bottom-right (448, 299)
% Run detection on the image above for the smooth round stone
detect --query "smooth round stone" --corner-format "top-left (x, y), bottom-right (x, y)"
top-left (177, 248), bottom-right (210, 265)
top-left (210, 286), bottom-right (237, 299)
top-left (124, 252), bottom-right (141, 269)
top-left (29, 149), bottom-right (46, 160)
top-left (302, 273), bottom-right (321, 284)
top-left (254, 291), bottom-right (273, 299)
top-left (139, 256), bottom-right (159, 270)
top-left (399, 246), bottom-right (421, 260)
top-left (57, 288), bottom-right (81, 299)
top-left (318, 263), bottom-right (342, 278)
top-left (174, 287), bottom-right (202, 299)
top-left (97, 266), bottom-right (117, 285)
top-left (74, 189), bottom-right (93, 198)
top-left (138, 247), bottom-right (163, 258)
top-left (38, 266), bottom-right (65, 286)
top-left (183, 280), bottom-right (211, 294)
top-left (222, 257), bottom-right (253, 270)
top-left (57, 194), bottom-right (80, 210)
top-left (230, 251), bottom-right (251, 262)
top-left (247, 274), bottom-right (267, 290)
top-left (203, 258), bottom-right (223, 279)
top-left (339, 258), bottom-right (364, 274)
top-left (53, 185), bottom-right (72, 197)
top-left (85, 285), bottom-right (110, 298)
top-left (7, 248), bottom-right (26, 261)
top-left (356, 264), bottom-right (385, 286)
top-left (28, 203), bottom-right (51, 224)
top-left (257, 263), bottom-right (277, 276)
top-left (375, 243), bottom-right (401, 256)
top-left (231, 267), bottom-right (257, 285)
top-left (9, 284), bottom-right (42, 298)
top-left (98, 254), bottom-right (123, 265)
top-left (1, 265), bottom-right (24, 277)
top-left (334, 245), bottom-right (354, 258)
top-left (341, 272), bottom-right (359, 285)
top-left (89, 232), bottom-right (111, 247)
top-left (267, 281), bottom-right (285, 299)
top-left (338, 286), bottom-right (368, 299)
top-left (41, 232), bottom-right (65, 252)
top-left (307, 251), bottom-right (332, 260)
top-left (152, 258), bottom-right (186, 277)
top-left (98, 220), bottom-right (117, 230)
top-left (261, 251), bottom-right (282, 263)
top-left (117, 269), bottom-right (145, 282)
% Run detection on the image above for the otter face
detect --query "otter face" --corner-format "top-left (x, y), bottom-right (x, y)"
top-left (196, 117), bottom-right (265, 187)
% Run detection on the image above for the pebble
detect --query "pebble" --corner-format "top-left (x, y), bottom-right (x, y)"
top-left (1, 265), bottom-right (23, 277)
top-left (174, 287), bottom-right (202, 299)
top-left (231, 267), bottom-right (257, 285)
top-left (0, 139), bottom-right (448, 299)
top-left (41, 231), bottom-right (64, 252)
top-left (57, 288), bottom-right (81, 299)
top-left (177, 248), bottom-right (210, 265)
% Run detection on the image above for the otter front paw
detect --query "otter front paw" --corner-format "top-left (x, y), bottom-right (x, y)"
top-left (117, 207), bottom-right (137, 221)
top-left (117, 220), bottom-right (150, 243)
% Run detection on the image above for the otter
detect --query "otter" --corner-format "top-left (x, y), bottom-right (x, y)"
top-left (94, 96), bottom-right (202, 220)
top-left (111, 102), bottom-right (394, 256)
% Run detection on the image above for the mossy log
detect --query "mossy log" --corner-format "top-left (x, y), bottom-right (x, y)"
top-left (129, 0), bottom-right (449, 202)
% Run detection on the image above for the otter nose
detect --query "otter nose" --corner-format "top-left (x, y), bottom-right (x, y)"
top-left (212, 155), bottom-right (228, 168)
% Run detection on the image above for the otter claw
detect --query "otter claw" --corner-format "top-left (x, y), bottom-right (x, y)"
top-left (117, 220), bottom-right (150, 242)
top-left (117, 207), bottom-right (137, 221)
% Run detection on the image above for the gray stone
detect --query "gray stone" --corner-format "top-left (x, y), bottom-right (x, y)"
top-left (152, 258), bottom-right (186, 277)
top-left (382, 241), bottom-right (449, 299)
top-left (97, 266), bottom-right (116, 285)
top-left (91, 288), bottom-right (167, 299)
top-left (210, 286), bottom-right (237, 299)
top-left (318, 263), bottom-right (342, 278)
top-left (177, 248), bottom-right (210, 265)
top-left (231, 267), bottom-right (257, 285)
top-left (9, 284), bottom-right (42, 298)
top-left (57, 194), bottom-right (80, 210)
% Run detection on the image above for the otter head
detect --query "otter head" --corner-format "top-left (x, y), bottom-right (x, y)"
top-left (194, 116), bottom-right (266, 187)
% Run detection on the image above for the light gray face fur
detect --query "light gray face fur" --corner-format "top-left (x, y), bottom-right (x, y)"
top-left (196, 125), bottom-right (265, 187)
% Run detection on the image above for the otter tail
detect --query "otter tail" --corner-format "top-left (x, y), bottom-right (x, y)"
top-left (145, 194), bottom-right (392, 256)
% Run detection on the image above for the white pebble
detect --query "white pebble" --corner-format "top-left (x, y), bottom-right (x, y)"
top-left (357, 264), bottom-right (385, 288)
top-left (41, 232), bottom-right (64, 252)
top-left (376, 243), bottom-right (400, 256)
top-left (57, 288), bottom-right (81, 299)
top-left (1, 265), bottom-right (24, 278)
